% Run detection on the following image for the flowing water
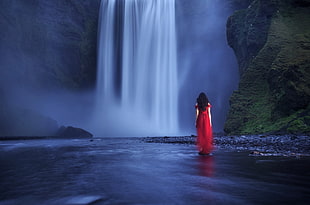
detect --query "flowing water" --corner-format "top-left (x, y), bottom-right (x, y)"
top-left (0, 138), bottom-right (309, 205)
top-left (95, 0), bottom-right (178, 136)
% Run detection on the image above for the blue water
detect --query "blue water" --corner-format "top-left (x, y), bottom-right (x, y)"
top-left (0, 138), bottom-right (309, 205)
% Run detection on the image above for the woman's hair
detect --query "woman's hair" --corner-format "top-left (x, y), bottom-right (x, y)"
top-left (197, 92), bottom-right (210, 111)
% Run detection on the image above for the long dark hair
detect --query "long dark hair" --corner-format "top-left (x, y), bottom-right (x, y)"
top-left (196, 92), bottom-right (210, 111)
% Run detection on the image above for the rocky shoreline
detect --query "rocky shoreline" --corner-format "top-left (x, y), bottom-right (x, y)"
top-left (142, 135), bottom-right (310, 157)
top-left (1, 134), bottom-right (308, 157)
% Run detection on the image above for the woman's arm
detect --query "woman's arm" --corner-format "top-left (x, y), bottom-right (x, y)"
top-left (208, 104), bottom-right (212, 127)
top-left (195, 103), bottom-right (199, 127)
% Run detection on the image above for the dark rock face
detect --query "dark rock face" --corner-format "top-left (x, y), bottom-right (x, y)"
top-left (227, 0), bottom-right (253, 10)
top-left (225, 0), bottom-right (310, 135)
top-left (0, 87), bottom-right (59, 136)
top-left (0, 0), bottom-right (100, 90)
top-left (57, 126), bottom-right (93, 138)
top-left (226, 0), bottom-right (277, 75)
top-left (0, 104), bottom-right (59, 136)
top-left (0, 0), bottom-right (100, 136)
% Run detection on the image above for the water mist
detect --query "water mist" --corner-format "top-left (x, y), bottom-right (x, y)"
top-left (94, 0), bottom-right (178, 137)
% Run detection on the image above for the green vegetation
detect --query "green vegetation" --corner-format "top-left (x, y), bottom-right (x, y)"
top-left (224, 0), bottom-right (310, 135)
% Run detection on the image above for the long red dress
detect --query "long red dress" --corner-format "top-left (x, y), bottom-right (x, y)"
top-left (196, 104), bottom-right (213, 154)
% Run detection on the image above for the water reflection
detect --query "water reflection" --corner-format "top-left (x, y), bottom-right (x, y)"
top-left (198, 155), bottom-right (214, 177)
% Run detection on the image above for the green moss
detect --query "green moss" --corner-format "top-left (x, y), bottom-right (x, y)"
top-left (225, 0), bottom-right (310, 135)
top-left (287, 119), bottom-right (307, 133)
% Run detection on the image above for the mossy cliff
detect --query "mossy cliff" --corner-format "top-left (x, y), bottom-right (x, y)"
top-left (224, 0), bottom-right (310, 135)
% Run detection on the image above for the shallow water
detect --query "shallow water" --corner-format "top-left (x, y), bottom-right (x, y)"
top-left (0, 138), bottom-right (309, 205)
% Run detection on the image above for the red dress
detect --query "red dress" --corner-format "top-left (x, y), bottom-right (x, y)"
top-left (196, 104), bottom-right (213, 154)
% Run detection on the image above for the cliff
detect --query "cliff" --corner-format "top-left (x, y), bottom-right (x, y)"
top-left (224, 0), bottom-right (310, 135)
top-left (0, 0), bottom-right (100, 90)
top-left (0, 0), bottom-right (100, 136)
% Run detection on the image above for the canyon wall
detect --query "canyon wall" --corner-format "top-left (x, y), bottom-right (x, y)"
top-left (225, 0), bottom-right (310, 135)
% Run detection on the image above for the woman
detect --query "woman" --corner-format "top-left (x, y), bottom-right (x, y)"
top-left (195, 92), bottom-right (213, 155)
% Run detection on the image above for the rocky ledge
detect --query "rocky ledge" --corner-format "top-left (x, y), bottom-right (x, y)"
top-left (142, 135), bottom-right (310, 157)
top-left (225, 0), bottom-right (310, 135)
top-left (56, 126), bottom-right (93, 139)
top-left (0, 126), bottom-right (93, 140)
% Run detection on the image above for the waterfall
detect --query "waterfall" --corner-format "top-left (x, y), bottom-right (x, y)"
top-left (95, 0), bottom-right (178, 136)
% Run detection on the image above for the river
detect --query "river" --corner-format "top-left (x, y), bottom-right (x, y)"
top-left (0, 138), bottom-right (309, 204)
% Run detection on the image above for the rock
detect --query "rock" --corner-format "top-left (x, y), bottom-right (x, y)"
top-left (226, 0), bottom-right (276, 76)
top-left (0, 0), bottom-right (100, 90)
top-left (0, 99), bottom-right (59, 136)
top-left (224, 0), bottom-right (310, 135)
top-left (141, 135), bottom-right (310, 156)
top-left (0, 0), bottom-right (100, 136)
top-left (227, 0), bottom-right (253, 11)
top-left (57, 126), bottom-right (93, 139)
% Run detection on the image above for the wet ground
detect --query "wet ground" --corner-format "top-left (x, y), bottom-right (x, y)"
top-left (0, 137), bottom-right (309, 205)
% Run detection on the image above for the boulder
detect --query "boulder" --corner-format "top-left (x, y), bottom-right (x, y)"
top-left (57, 126), bottom-right (93, 139)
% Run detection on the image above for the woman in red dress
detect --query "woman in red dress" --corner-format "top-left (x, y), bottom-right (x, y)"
top-left (195, 92), bottom-right (213, 155)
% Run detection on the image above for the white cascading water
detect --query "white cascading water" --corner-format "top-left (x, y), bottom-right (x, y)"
top-left (95, 0), bottom-right (178, 136)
